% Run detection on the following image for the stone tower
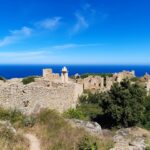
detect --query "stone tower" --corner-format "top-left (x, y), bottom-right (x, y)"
top-left (61, 67), bottom-right (68, 83)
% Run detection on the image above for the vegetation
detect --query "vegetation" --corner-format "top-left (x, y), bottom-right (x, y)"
top-left (142, 96), bottom-right (150, 130)
top-left (78, 136), bottom-right (98, 150)
top-left (101, 80), bottom-right (147, 127)
top-left (0, 76), bottom-right (6, 82)
top-left (0, 125), bottom-right (28, 150)
top-left (22, 76), bottom-right (38, 85)
top-left (80, 73), bottom-right (113, 79)
top-left (64, 108), bottom-right (88, 120)
top-left (0, 107), bottom-right (36, 128)
top-left (33, 109), bottom-right (113, 150)
top-left (76, 79), bottom-right (150, 129)
top-left (130, 77), bottom-right (140, 82)
top-left (0, 108), bottom-right (113, 150)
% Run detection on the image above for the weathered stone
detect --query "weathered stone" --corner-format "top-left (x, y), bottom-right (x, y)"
top-left (0, 68), bottom-right (83, 114)
top-left (68, 119), bottom-right (103, 135)
top-left (110, 128), bottom-right (148, 150)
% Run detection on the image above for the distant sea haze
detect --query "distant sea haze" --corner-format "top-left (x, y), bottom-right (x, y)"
top-left (0, 65), bottom-right (150, 79)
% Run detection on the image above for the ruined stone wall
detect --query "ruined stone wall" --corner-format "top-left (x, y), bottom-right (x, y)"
top-left (113, 71), bottom-right (135, 83)
top-left (0, 79), bottom-right (83, 114)
top-left (83, 76), bottom-right (104, 90)
top-left (43, 69), bottom-right (60, 80)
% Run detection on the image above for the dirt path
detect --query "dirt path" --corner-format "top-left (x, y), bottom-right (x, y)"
top-left (24, 133), bottom-right (41, 150)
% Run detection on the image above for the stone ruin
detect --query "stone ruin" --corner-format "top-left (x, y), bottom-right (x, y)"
top-left (0, 67), bottom-right (83, 114)
top-left (140, 73), bottom-right (150, 94)
top-left (43, 69), bottom-right (60, 80)
top-left (113, 70), bottom-right (135, 82)
top-left (43, 67), bottom-right (69, 83)
top-left (0, 68), bottom-right (150, 115)
top-left (81, 70), bottom-right (135, 91)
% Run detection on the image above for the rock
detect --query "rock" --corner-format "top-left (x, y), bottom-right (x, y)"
top-left (129, 137), bottom-right (146, 150)
top-left (110, 128), bottom-right (147, 150)
top-left (0, 120), bottom-right (16, 134)
top-left (69, 119), bottom-right (103, 135)
top-left (102, 129), bottom-right (113, 137)
top-left (113, 135), bottom-right (125, 143)
top-left (116, 128), bottom-right (131, 137)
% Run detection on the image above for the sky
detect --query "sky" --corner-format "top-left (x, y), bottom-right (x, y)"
top-left (0, 0), bottom-right (150, 65)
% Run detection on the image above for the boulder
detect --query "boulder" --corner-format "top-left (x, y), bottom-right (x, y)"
top-left (68, 119), bottom-right (103, 135)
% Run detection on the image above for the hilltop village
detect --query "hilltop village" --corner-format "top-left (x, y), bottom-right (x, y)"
top-left (0, 67), bottom-right (150, 114)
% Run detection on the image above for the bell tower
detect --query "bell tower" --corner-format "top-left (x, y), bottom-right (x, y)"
top-left (61, 67), bottom-right (68, 83)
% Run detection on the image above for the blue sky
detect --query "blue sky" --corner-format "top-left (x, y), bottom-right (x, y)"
top-left (0, 0), bottom-right (150, 64)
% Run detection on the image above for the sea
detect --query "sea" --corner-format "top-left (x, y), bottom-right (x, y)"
top-left (0, 64), bottom-right (150, 79)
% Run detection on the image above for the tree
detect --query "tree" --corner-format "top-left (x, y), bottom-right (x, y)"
top-left (100, 79), bottom-right (146, 127)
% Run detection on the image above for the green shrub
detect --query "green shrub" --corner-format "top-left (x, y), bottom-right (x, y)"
top-left (64, 108), bottom-right (88, 120)
top-left (9, 110), bottom-right (25, 124)
top-left (0, 76), bottom-right (6, 82)
top-left (22, 76), bottom-right (37, 85)
top-left (79, 92), bottom-right (103, 104)
top-left (130, 77), bottom-right (140, 82)
top-left (142, 96), bottom-right (150, 130)
top-left (77, 104), bottom-right (102, 120)
top-left (80, 73), bottom-right (113, 79)
top-left (146, 146), bottom-right (150, 150)
top-left (0, 108), bottom-right (28, 128)
top-left (23, 116), bottom-right (36, 127)
top-left (100, 79), bottom-right (147, 127)
top-left (78, 136), bottom-right (98, 150)
top-left (0, 107), bottom-right (10, 120)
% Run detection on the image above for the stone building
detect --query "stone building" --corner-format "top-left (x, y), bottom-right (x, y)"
top-left (61, 67), bottom-right (69, 83)
top-left (0, 67), bottom-right (83, 114)
top-left (82, 71), bottom-right (135, 91)
top-left (113, 70), bottom-right (135, 82)
top-left (83, 76), bottom-right (104, 90)
top-left (43, 69), bottom-right (60, 80)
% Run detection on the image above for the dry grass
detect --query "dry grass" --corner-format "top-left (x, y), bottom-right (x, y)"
top-left (0, 108), bottom-right (113, 150)
top-left (0, 125), bottom-right (29, 150)
top-left (26, 109), bottom-right (113, 150)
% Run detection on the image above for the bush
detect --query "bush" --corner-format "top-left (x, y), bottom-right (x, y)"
top-left (77, 104), bottom-right (102, 120)
top-left (64, 108), bottom-right (88, 120)
top-left (0, 76), bottom-right (6, 82)
top-left (22, 76), bottom-right (37, 85)
top-left (100, 79), bottom-right (147, 127)
top-left (80, 73), bottom-right (113, 79)
top-left (80, 93), bottom-right (101, 104)
top-left (130, 77), bottom-right (140, 82)
top-left (23, 116), bottom-right (36, 127)
top-left (0, 108), bottom-right (34, 128)
top-left (142, 96), bottom-right (150, 130)
top-left (78, 136), bottom-right (98, 150)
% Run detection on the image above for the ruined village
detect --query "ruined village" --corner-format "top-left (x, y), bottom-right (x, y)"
top-left (0, 67), bottom-right (150, 115)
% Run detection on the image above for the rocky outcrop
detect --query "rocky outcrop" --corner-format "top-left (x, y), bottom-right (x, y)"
top-left (110, 128), bottom-right (150, 150)
top-left (68, 119), bottom-right (103, 136)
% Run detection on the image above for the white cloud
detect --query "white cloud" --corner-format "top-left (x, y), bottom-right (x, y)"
top-left (70, 3), bottom-right (96, 36)
top-left (71, 13), bottom-right (89, 35)
top-left (0, 26), bottom-right (32, 47)
top-left (35, 17), bottom-right (61, 30)
top-left (52, 44), bottom-right (78, 49)
top-left (52, 43), bottom-right (102, 50)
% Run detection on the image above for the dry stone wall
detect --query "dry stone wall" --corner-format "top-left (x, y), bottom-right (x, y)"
top-left (0, 78), bottom-right (83, 114)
